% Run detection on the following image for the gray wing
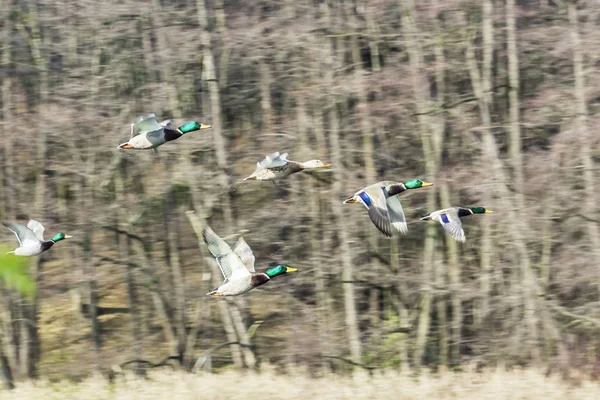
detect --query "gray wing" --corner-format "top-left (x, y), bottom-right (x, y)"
top-left (233, 237), bottom-right (256, 273)
top-left (2, 222), bottom-right (41, 247)
top-left (26, 219), bottom-right (45, 241)
top-left (435, 209), bottom-right (466, 243)
top-left (132, 114), bottom-right (164, 136)
top-left (256, 152), bottom-right (289, 171)
top-left (203, 225), bottom-right (252, 282)
top-left (159, 119), bottom-right (173, 128)
top-left (386, 196), bottom-right (408, 234)
top-left (363, 185), bottom-right (393, 237)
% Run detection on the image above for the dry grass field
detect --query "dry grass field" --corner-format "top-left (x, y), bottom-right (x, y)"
top-left (4, 368), bottom-right (600, 400)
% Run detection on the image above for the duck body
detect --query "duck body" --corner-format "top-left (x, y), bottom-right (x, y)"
top-left (420, 206), bottom-right (493, 243)
top-left (203, 225), bottom-right (296, 296)
top-left (344, 179), bottom-right (433, 237)
top-left (3, 219), bottom-right (72, 256)
top-left (208, 273), bottom-right (271, 296)
top-left (243, 152), bottom-right (331, 181)
top-left (118, 114), bottom-right (211, 150)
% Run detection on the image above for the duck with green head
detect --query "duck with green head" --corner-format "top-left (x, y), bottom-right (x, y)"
top-left (118, 113), bottom-right (211, 151)
top-left (3, 219), bottom-right (73, 256)
top-left (343, 179), bottom-right (433, 237)
top-left (203, 225), bottom-right (297, 296)
top-left (420, 206), bottom-right (493, 243)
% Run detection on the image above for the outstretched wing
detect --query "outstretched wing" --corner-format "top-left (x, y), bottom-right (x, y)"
top-left (362, 185), bottom-right (393, 237)
top-left (159, 119), bottom-right (173, 128)
top-left (131, 114), bottom-right (164, 137)
top-left (436, 209), bottom-right (466, 243)
top-left (233, 237), bottom-right (256, 273)
top-left (255, 152), bottom-right (289, 171)
top-left (203, 225), bottom-right (252, 282)
top-left (26, 219), bottom-right (45, 241)
top-left (2, 222), bottom-right (40, 247)
top-left (386, 195), bottom-right (408, 234)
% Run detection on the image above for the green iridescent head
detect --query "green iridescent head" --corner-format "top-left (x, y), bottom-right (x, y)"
top-left (178, 121), bottom-right (212, 133)
top-left (265, 264), bottom-right (297, 278)
top-left (404, 179), bottom-right (434, 189)
top-left (51, 233), bottom-right (73, 242)
top-left (471, 207), bottom-right (493, 214)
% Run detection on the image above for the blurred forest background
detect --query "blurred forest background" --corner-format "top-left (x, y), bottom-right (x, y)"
top-left (0, 0), bottom-right (599, 391)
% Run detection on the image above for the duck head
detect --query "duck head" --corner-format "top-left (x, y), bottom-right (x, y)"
top-left (299, 160), bottom-right (331, 169)
top-left (265, 264), bottom-right (297, 278)
top-left (51, 233), bottom-right (73, 243)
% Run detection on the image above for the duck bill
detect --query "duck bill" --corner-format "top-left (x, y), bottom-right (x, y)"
top-left (343, 197), bottom-right (357, 204)
top-left (64, 235), bottom-right (74, 239)
top-left (285, 267), bottom-right (298, 273)
top-left (485, 210), bottom-right (494, 213)
top-left (320, 163), bottom-right (332, 168)
top-left (421, 181), bottom-right (434, 187)
top-left (200, 124), bottom-right (212, 130)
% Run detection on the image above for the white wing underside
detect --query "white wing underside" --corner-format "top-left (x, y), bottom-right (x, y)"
top-left (130, 113), bottom-right (164, 139)
top-left (26, 219), bottom-right (45, 241)
top-left (233, 237), bottom-right (256, 273)
top-left (2, 222), bottom-right (41, 248)
top-left (203, 226), bottom-right (252, 283)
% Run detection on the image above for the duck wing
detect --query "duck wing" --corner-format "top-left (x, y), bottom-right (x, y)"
top-left (256, 152), bottom-right (289, 171)
top-left (434, 208), bottom-right (466, 243)
top-left (2, 222), bottom-right (41, 247)
top-left (362, 185), bottom-right (393, 237)
top-left (203, 225), bottom-right (252, 282)
top-left (233, 237), bottom-right (256, 273)
top-left (26, 219), bottom-right (45, 241)
top-left (386, 195), bottom-right (408, 234)
top-left (159, 119), bottom-right (173, 128)
top-left (132, 114), bottom-right (164, 137)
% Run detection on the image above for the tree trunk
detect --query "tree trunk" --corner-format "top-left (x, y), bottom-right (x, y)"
top-left (197, 0), bottom-right (232, 227)
top-left (401, 0), bottom-right (437, 369)
top-left (464, 3), bottom-right (541, 363)
top-left (325, 0), bottom-right (362, 371)
top-left (165, 190), bottom-right (187, 363)
top-left (0, 347), bottom-right (14, 390)
top-left (568, 2), bottom-right (600, 297)
top-left (150, 0), bottom-right (180, 117)
top-left (114, 169), bottom-right (144, 376)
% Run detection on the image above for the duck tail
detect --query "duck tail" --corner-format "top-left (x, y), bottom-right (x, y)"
top-left (206, 288), bottom-right (224, 296)
top-left (243, 176), bottom-right (257, 181)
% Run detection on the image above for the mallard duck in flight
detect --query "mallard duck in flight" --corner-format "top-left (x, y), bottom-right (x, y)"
top-left (343, 179), bottom-right (433, 237)
top-left (420, 206), bottom-right (493, 242)
top-left (243, 152), bottom-right (331, 181)
top-left (117, 113), bottom-right (211, 151)
top-left (3, 219), bottom-right (72, 256)
top-left (203, 225), bottom-right (297, 296)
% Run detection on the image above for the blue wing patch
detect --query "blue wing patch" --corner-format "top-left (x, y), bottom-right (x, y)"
top-left (358, 191), bottom-right (372, 206)
top-left (440, 214), bottom-right (450, 224)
